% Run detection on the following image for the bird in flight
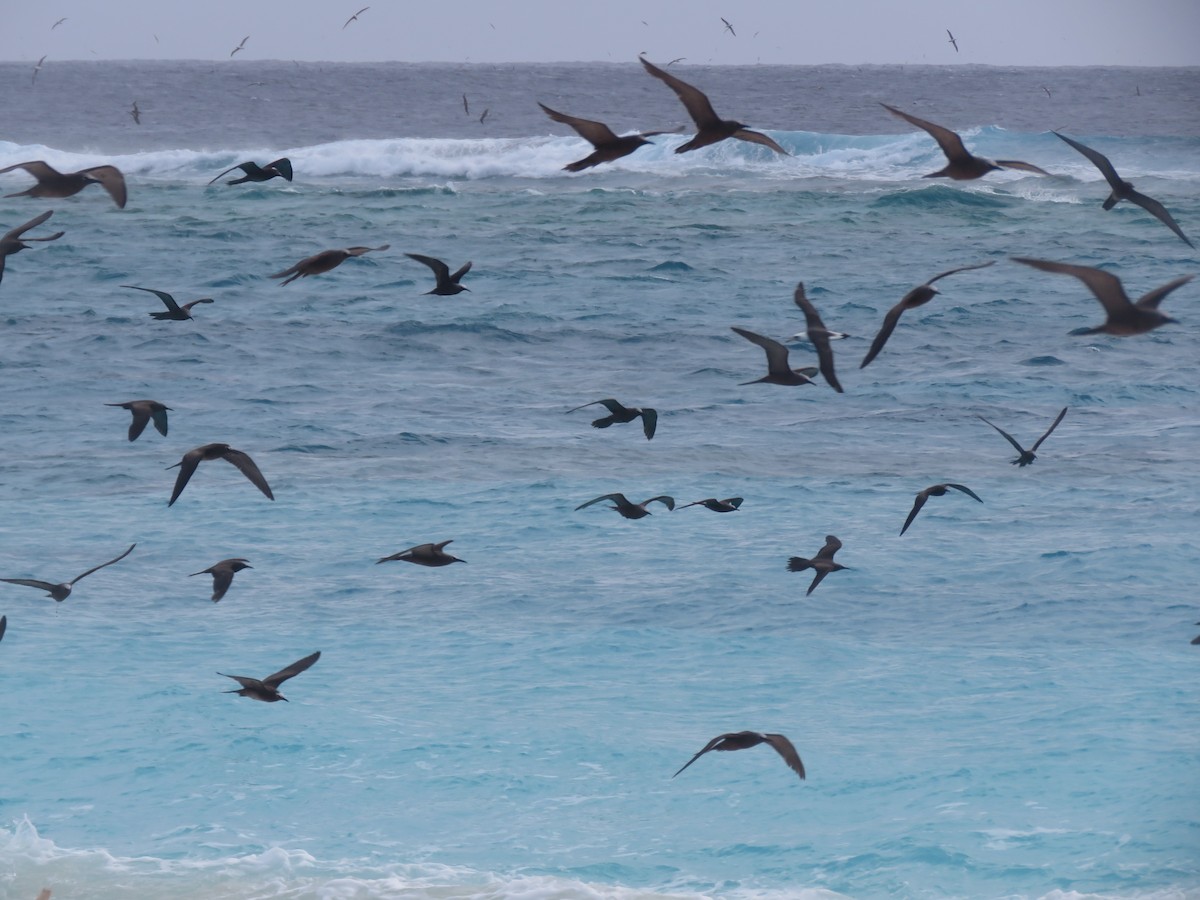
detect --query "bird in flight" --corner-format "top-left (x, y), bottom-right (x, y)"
top-left (191, 558), bottom-right (252, 602)
top-left (539, 102), bottom-right (677, 172)
top-left (343, 6), bottom-right (369, 28)
top-left (881, 103), bottom-right (1049, 180)
top-left (786, 535), bottom-right (848, 595)
top-left (167, 443), bottom-right (274, 506)
top-left (900, 484), bottom-right (982, 535)
top-left (731, 327), bottom-right (818, 386)
top-left (567, 399), bottom-right (657, 440)
top-left (0, 210), bottom-right (64, 286)
top-left (230, 36), bottom-right (249, 57)
top-left (575, 493), bottom-right (674, 519)
top-left (405, 253), bottom-right (472, 295)
top-left (124, 285), bottom-right (214, 321)
top-left (0, 160), bottom-right (127, 208)
top-left (32, 55), bottom-right (46, 84)
top-left (674, 731), bottom-right (805, 780)
top-left (129, 101), bottom-right (141, 125)
top-left (52, 17), bottom-right (67, 29)
top-left (209, 157), bottom-right (293, 185)
top-left (270, 245), bottom-right (389, 285)
top-left (0, 544), bottom-right (135, 602)
top-left (678, 497), bottom-right (743, 512)
top-left (721, 17), bottom-right (736, 36)
top-left (946, 30), bottom-right (958, 52)
top-left (376, 541), bottom-right (465, 567)
top-left (791, 283), bottom-right (843, 392)
top-left (106, 399), bottom-right (170, 441)
top-left (220, 651), bottom-right (320, 702)
top-left (977, 407), bottom-right (1067, 467)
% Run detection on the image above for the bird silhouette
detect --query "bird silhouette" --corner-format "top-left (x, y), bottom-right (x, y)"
top-left (343, 6), bottom-right (369, 28)
top-left (566, 399), bottom-right (657, 439)
top-left (786, 536), bottom-right (848, 595)
top-left (731, 327), bottom-right (818, 386)
top-left (977, 407), bottom-right (1067, 466)
top-left (791, 283), bottom-right (843, 392)
top-left (538, 102), bottom-right (678, 172)
top-left (0, 544), bottom-right (135, 601)
top-left (123, 285), bottom-right (214, 320)
top-left (0, 160), bottom-right (127, 207)
top-left (404, 253), bottom-right (472, 295)
top-left (376, 541), bottom-right (465, 567)
top-left (219, 651), bottom-right (319, 702)
top-left (191, 558), bottom-right (252, 602)
top-left (901, 484), bottom-right (982, 535)
top-left (208, 157), bottom-right (293, 185)
top-left (129, 101), bottom-right (141, 125)
top-left (881, 104), bottom-right (1048, 180)
top-left (946, 29), bottom-right (958, 52)
top-left (575, 493), bottom-right (675, 519)
top-left (106, 399), bottom-right (170, 441)
top-left (270, 245), bottom-right (389, 285)
top-left (230, 36), bottom-right (249, 57)
top-left (0, 615), bottom-right (6, 642)
top-left (0, 210), bottom-right (63, 285)
top-left (167, 443), bottom-right (273, 506)
top-left (673, 731), bottom-right (805, 779)
top-left (678, 497), bottom-right (743, 512)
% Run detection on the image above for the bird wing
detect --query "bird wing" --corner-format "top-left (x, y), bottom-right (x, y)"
top-left (207, 162), bottom-right (249, 185)
top-left (881, 103), bottom-right (970, 162)
top-left (723, 497), bottom-right (744, 509)
top-left (1030, 407), bottom-right (1068, 452)
top-left (125, 404), bottom-right (151, 440)
top-left (815, 535), bottom-right (842, 561)
top-left (450, 260), bottom-right (472, 282)
top-left (575, 493), bottom-right (627, 511)
top-left (672, 733), bottom-right (730, 777)
top-left (2, 209), bottom-right (57, 242)
top-left (538, 103), bottom-right (621, 146)
top-left (1124, 190), bottom-right (1194, 248)
top-left (924, 259), bottom-right (995, 287)
top-left (209, 567), bottom-right (236, 601)
top-left (79, 165), bottom-right (127, 208)
top-left (732, 129), bottom-right (789, 156)
top-left (731, 327), bottom-right (791, 378)
top-left (267, 158), bottom-right (294, 181)
top-left (1135, 274), bottom-right (1193, 310)
top-left (1011, 258), bottom-right (1132, 318)
top-left (640, 407), bottom-right (657, 440)
top-left (792, 283), bottom-right (842, 392)
top-left (645, 495), bottom-right (675, 511)
top-left (900, 491), bottom-right (930, 536)
top-left (263, 650), bottom-right (321, 688)
top-left (69, 543), bottom-right (135, 584)
top-left (0, 578), bottom-right (59, 592)
top-left (0, 615), bottom-right (5, 641)
top-left (433, 540), bottom-right (455, 551)
top-left (859, 302), bottom-right (906, 369)
top-left (168, 448), bottom-right (205, 506)
top-left (945, 483), bottom-right (983, 503)
top-left (0, 161), bottom-right (62, 179)
top-left (221, 449), bottom-right (274, 500)
top-left (405, 252), bottom-right (450, 282)
top-left (219, 674), bottom-right (263, 690)
top-left (977, 415), bottom-right (1027, 455)
top-left (150, 404), bottom-right (169, 436)
top-left (806, 570), bottom-right (829, 596)
top-left (994, 159), bottom-right (1051, 176)
top-left (640, 56), bottom-right (722, 129)
top-left (567, 398), bottom-right (626, 415)
top-left (123, 284), bottom-right (182, 313)
top-left (764, 733), bottom-right (806, 779)
top-left (269, 258), bottom-right (306, 280)
top-left (1053, 131), bottom-right (1122, 190)
top-left (346, 244), bottom-right (389, 256)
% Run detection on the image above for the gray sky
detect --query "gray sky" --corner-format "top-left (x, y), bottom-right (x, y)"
top-left (2, 0), bottom-right (1198, 66)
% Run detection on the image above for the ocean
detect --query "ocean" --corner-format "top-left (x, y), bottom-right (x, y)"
top-left (0, 60), bottom-right (1197, 900)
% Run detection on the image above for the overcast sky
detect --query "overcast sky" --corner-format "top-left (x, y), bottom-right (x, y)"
top-left (2, 0), bottom-right (1198, 66)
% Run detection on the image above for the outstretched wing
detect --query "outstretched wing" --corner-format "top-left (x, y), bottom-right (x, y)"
top-left (924, 259), bottom-right (995, 287)
top-left (0, 578), bottom-right (59, 593)
top-left (731, 326), bottom-right (791, 378)
top-left (405, 252), bottom-right (450, 282)
top-left (123, 284), bottom-right (182, 313)
top-left (0, 160), bottom-right (63, 180)
top-left (567, 398), bottom-right (627, 416)
top-left (995, 159), bottom-right (1051, 176)
top-left (538, 102), bottom-right (620, 146)
top-left (3, 209), bottom-right (58, 242)
top-left (1135, 274), bottom-right (1193, 311)
top-left (267, 158), bottom-right (294, 181)
top-left (575, 493), bottom-right (627, 511)
top-left (263, 650), bottom-right (321, 688)
top-left (640, 57), bottom-right (722, 129)
top-left (1125, 190), bottom-right (1194, 248)
top-left (207, 162), bottom-right (250, 185)
top-left (860, 303), bottom-right (906, 369)
top-left (79, 165), bottom-right (127, 208)
top-left (1053, 131), bottom-right (1123, 191)
top-left (221, 450), bottom-right (274, 500)
top-left (640, 407), bottom-right (658, 440)
top-left (792, 283), bottom-right (842, 392)
top-left (69, 543), bottom-right (135, 584)
top-left (644, 495), bottom-right (674, 511)
top-left (733, 129), bottom-right (789, 156)
top-left (900, 491), bottom-right (930, 536)
top-left (168, 448), bottom-right (204, 506)
top-left (815, 536), bottom-right (842, 561)
top-left (1030, 407), bottom-right (1068, 452)
top-left (1011, 257), bottom-right (1133, 319)
top-left (944, 483), bottom-right (983, 503)
top-left (881, 103), bottom-right (970, 163)
top-left (977, 415), bottom-right (1027, 455)
top-left (672, 733), bottom-right (730, 777)
top-left (764, 733), bottom-right (806, 779)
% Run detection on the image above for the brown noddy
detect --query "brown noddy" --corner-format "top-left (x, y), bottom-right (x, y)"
top-left (191, 558), bottom-right (252, 602)
top-left (787, 535), bottom-right (848, 595)
top-left (219, 651), bottom-right (319, 702)
top-left (575, 493), bottom-right (675, 519)
top-left (122, 285), bottom-right (214, 320)
top-left (343, 6), bottom-right (369, 28)
top-left (376, 540), bottom-right (464, 567)
top-left (977, 407), bottom-right (1067, 467)
top-left (678, 497), bottom-right (743, 512)
top-left (230, 36), bottom-right (248, 57)
top-left (881, 104), bottom-right (1049, 180)
top-left (901, 484), bottom-right (982, 535)
top-left (208, 158), bottom-right (293, 186)
top-left (106, 399), bottom-right (170, 441)
top-left (405, 253), bottom-right (472, 295)
top-left (538, 102), bottom-right (678, 172)
top-left (791, 283), bottom-right (843, 392)
top-left (0, 160), bottom-right (127, 207)
top-left (0, 543), bottom-right (135, 601)
top-left (270, 245), bottom-right (389, 285)
top-left (731, 327), bottom-right (818, 386)
top-left (0, 210), bottom-right (64, 285)
top-left (130, 101), bottom-right (141, 125)
top-left (167, 443), bottom-right (273, 506)
top-left (673, 731), bottom-right (805, 780)
top-left (566, 399), bottom-right (657, 440)
top-left (946, 30), bottom-right (958, 52)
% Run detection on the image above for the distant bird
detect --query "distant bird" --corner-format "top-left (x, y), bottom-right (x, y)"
top-left (1012, 258), bottom-right (1191, 335)
top-left (167, 443), bottom-right (274, 506)
top-left (786, 535), bottom-right (848, 595)
top-left (106, 399), bottom-right (170, 441)
top-left (538, 102), bottom-right (677, 171)
top-left (900, 483), bottom-right (982, 535)
top-left (0, 544), bottom-right (135, 602)
top-left (640, 56), bottom-right (787, 155)
top-left (32, 55), bottom-right (46, 84)
top-left (191, 558), bottom-right (252, 602)
top-left (860, 261), bottom-right (995, 368)
top-left (0, 210), bottom-right (64, 285)
top-left (376, 540), bottom-right (464, 567)
top-left (0, 160), bottom-right (127, 208)
top-left (731, 326), bottom-right (818, 386)
top-left (343, 6), bottom-right (369, 28)
top-left (129, 101), bottom-right (140, 124)
top-left (208, 157), bottom-right (293, 185)
top-left (1042, 86), bottom-right (1052, 99)
top-left (946, 29), bottom-right (958, 52)
top-left (678, 497), bottom-right (743, 512)
top-left (720, 16), bottom-right (736, 36)
top-left (566, 398), bottom-right (657, 439)
top-left (881, 103), bottom-right (1049, 180)
top-left (123, 285), bottom-right (214, 320)
top-left (230, 36), bottom-right (248, 57)
top-left (575, 493), bottom-right (675, 519)
top-left (673, 731), bottom-right (805, 780)
top-left (791, 282), bottom-right (843, 392)
top-left (404, 252), bottom-right (472, 295)
top-left (1053, 131), bottom-right (1193, 247)
top-left (270, 245), bottom-right (389, 285)
top-left (666, 57), bottom-right (686, 66)
top-left (977, 407), bottom-right (1067, 467)
top-left (52, 17), bottom-right (67, 29)
top-left (219, 651), bottom-right (319, 702)
top-left (0, 615), bottom-right (6, 642)
top-left (462, 93), bottom-right (469, 115)
top-left (479, 108), bottom-right (489, 125)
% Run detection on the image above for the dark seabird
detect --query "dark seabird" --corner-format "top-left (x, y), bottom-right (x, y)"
top-left (901, 483), bottom-right (982, 535)
top-left (0, 543), bottom-right (135, 602)
top-left (230, 36), bottom-right (248, 57)
top-left (219, 650), bottom-right (319, 702)
top-left (1012, 258), bottom-right (1191, 335)
top-left (376, 540), bottom-right (464, 566)
top-left (538, 102), bottom-right (678, 172)
top-left (462, 93), bottom-right (469, 115)
top-left (123, 285), bottom-right (214, 320)
top-left (860, 261), bottom-right (995, 368)
top-left (791, 282), bottom-right (843, 392)
top-left (977, 407), bottom-right (1067, 467)
top-left (479, 108), bottom-right (489, 125)
top-left (129, 101), bottom-right (140, 125)
top-left (343, 6), bottom-right (369, 28)
top-left (640, 56), bottom-right (788, 156)
top-left (52, 17), bottom-right (67, 28)
top-left (787, 535), bottom-right (848, 596)
top-left (191, 558), bottom-right (252, 602)
top-left (566, 399), bottom-right (657, 440)
top-left (208, 157), bottom-right (293, 186)
top-left (575, 493), bottom-right (675, 519)
top-left (0, 160), bottom-right (127, 208)
top-left (946, 29), bottom-right (958, 52)
top-left (720, 16), bottom-right (736, 35)
top-left (0, 615), bottom-right (6, 642)
top-left (678, 497), bottom-right (743, 512)
top-left (404, 253), bottom-right (472, 295)
top-left (731, 327), bottom-right (818, 386)
top-left (673, 731), bottom-right (805, 780)
top-left (881, 104), bottom-right (1049, 180)
top-left (1053, 132), bottom-right (1192, 248)
top-left (0, 210), bottom-right (64, 285)
top-left (270, 245), bottom-right (389, 285)
top-left (32, 56), bottom-right (46, 84)
top-left (168, 443), bottom-right (274, 506)
top-left (106, 399), bottom-right (170, 441)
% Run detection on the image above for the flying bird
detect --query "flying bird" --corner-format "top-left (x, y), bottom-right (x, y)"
top-left (230, 36), bottom-right (249, 57)
top-left (0, 160), bottom-right (127, 207)
top-left (270, 245), bottom-right (389, 285)
top-left (538, 102), bottom-right (678, 172)
top-left (640, 56), bottom-right (787, 155)
top-left (0, 544), bottom-right (135, 602)
top-left (129, 101), bottom-right (140, 125)
top-left (860, 261), bottom-right (995, 368)
top-left (219, 651), bottom-right (319, 702)
top-left (32, 55), bottom-right (46, 84)
top-left (52, 17), bottom-right (67, 29)
top-left (208, 157), bottom-right (293, 185)
top-left (1053, 131), bottom-right (1192, 247)
top-left (479, 108), bottom-right (489, 125)
top-left (787, 535), bottom-right (848, 596)
top-left (566, 399), bottom-right (657, 440)
top-left (0, 210), bottom-right (64, 285)
top-left (462, 94), bottom-right (469, 115)
top-left (881, 103), bottom-right (1049, 180)
top-left (1012, 258), bottom-right (1190, 335)
top-left (575, 493), bottom-right (675, 519)
top-left (167, 443), bottom-right (274, 506)
top-left (977, 407), bottom-right (1067, 467)
top-left (404, 253), bottom-right (472, 295)
top-left (946, 29), bottom-right (958, 52)
top-left (376, 540), bottom-right (464, 567)
top-left (791, 283), bottom-right (843, 392)
top-left (106, 399), bottom-right (170, 441)
top-left (673, 731), bottom-right (805, 780)
top-left (0, 615), bottom-right (6, 642)
top-left (900, 484), bottom-right (982, 535)
top-left (191, 558), bottom-right (252, 602)
top-left (731, 326), bottom-right (818, 386)
top-left (720, 17), bottom-right (736, 36)
top-left (343, 6), bottom-right (369, 28)
top-left (678, 497), bottom-right (743, 512)
top-left (123, 285), bottom-right (214, 320)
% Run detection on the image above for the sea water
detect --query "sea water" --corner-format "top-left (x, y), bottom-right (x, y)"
top-left (0, 61), bottom-right (1197, 900)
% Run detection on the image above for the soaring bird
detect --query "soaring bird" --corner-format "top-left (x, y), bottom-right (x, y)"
top-left (270, 245), bottom-right (389, 285)
top-left (786, 535), bottom-right (848, 595)
top-left (673, 731), bottom-right (805, 780)
top-left (1012, 258), bottom-right (1190, 335)
top-left (343, 6), bottom-right (369, 28)
top-left (0, 544), bottom-right (135, 602)
top-left (977, 407), bottom-right (1067, 467)
top-left (0, 210), bottom-right (63, 285)
top-left (860, 261), bottom-right (995, 368)
top-left (219, 651), bottom-right (319, 702)
top-left (791, 283), bottom-right (843, 392)
top-left (566, 399), bottom-right (657, 440)
top-left (575, 493), bottom-right (675, 519)
top-left (376, 541), bottom-right (464, 567)
top-left (731, 327), bottom-right (818, 386)
top-left (881, 103), bottom-right (1049, 180)
top-left (31, 55), bottom-right (46, 84)
top-left (208, 157), bottom-right (293, 185)
top-left (404, 253), bottom-right (472, 295)
top-left (191, 558), bottom-right (252, 602)
top-left (539, 102), bottom-right (678, 172)
top-left (678, 497), bottom-right (743, 512)
top-left (639, 56), bottom-right (787, 156)
top-left (0, 160), bottom-right (127, 207)
top-left (167, 443), bottom-right (274, 506)
top-left (106, 399), bottom-right (170, 441)
top-left (900, 484), bottom-right (982, 535)
top-left (946, 29), bottom-right (958, 52)
top-left (129, 101), bottom-right (141, 125)
top-left (230, 36), bottom-right (249, 57)
top-left (720, 17), bottom-right (736, 36)
top-left (123, 285), bottom-right (214, 321)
